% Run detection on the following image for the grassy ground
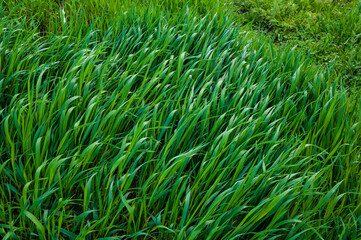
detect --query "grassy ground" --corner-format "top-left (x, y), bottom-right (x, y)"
top-left (235, 0), bottom-right (361, 85)
top-left (4, 0), bottom-right (361, 85)
top-left (2, 0), bottom-right (230, 30)
top-left (1, 1), bottom-right (361, 239)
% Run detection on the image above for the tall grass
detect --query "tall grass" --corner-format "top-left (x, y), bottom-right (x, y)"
top-left (1, 0), bottom-right (229, 33)
top-left (0, 5), bottom-right (361, 240)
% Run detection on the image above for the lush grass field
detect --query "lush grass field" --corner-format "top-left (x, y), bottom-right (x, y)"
top-left (235, 0), bottom-right (361, 85)
top-left (4, 0), bottom-right (361, 85)
top-left (1, 1), bottom-right (361, 239)
top-left (2, 0), bottom-right (229, 29)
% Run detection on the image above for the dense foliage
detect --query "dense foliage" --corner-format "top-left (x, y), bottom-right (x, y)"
top-left (0, 2), bottom-right (360, 240)
top-left (236, 0), bottom-right (361, 85)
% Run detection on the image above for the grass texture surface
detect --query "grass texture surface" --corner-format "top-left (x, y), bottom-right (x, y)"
top-left (0, 5), bottom-right (361, 240)
top-left (235, 0), bottom-right (361, 85)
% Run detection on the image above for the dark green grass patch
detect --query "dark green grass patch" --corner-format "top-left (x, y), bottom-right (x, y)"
top-left (1, 0), bottom-right (230, 33)
top-left (0, 6), bottom-right (361, 240)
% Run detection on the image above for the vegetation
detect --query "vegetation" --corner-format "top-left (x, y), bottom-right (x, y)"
top-left (2, 0), bottom-right (229, 29)
top-left (1, 1), bottom-right (361, 239)
top-left (235, 0), bottom-right (361, 85)
top-left (5, 0), bottom-right (361, 85)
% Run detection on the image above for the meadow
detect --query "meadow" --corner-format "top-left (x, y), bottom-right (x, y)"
top-left (236, 0), bottom-right (361, 86)
top-left (0, 1), bottom-right (361, 239)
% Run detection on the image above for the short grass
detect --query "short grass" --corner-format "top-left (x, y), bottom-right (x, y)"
top-left (1, 1), bottom-right (361, 240)
top-left (235, 0), bottom-right (361, 85)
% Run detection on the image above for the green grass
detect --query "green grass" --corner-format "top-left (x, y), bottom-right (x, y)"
top-left (2, 0), bottom-right (230, 32)
top-left (5, 0), bottom-right (361, 85)
top-left (1, 1), bottom-right (361, 240)
top-left (235, 0), bottom-right (361, 85)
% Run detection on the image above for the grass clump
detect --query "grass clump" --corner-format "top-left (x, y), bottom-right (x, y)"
top-left (235, 0), bottom-right (361, 85)
top-left (0, 4), bottom-right (361, 240)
